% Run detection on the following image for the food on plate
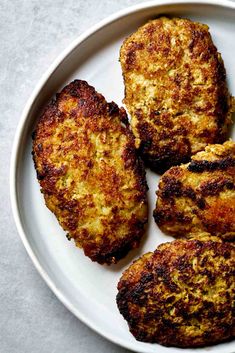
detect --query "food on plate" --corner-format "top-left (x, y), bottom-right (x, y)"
top-left (153, 140), bottom-right (235, 240)
top-left (116, 237), bottom-right (235, 347)
top-left (120, 17), bottom-right (233, 172)
top-left (32, 79), bottom-right (148, 264)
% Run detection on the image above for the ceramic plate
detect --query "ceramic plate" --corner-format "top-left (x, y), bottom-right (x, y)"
top-left (10, 1), bottom-right (235, 352)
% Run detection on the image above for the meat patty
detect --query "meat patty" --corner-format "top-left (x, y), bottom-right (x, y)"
top-left (153, 140), bottom-right (235, 240)
top-left (32, 80), bottom-right (148, 264)
top-left (117, 237), bottom-right (235, 347)
top-left (120, 17), bottom-right (233, 172)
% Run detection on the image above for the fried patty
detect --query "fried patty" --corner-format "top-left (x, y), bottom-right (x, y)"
top-left (153, 140), bottom-right (235, 240)
top-left (32, 80), bottom-right (148, 264)
top-left (120, 17), bottom-right (233, 172)
top-left (117, 237), bottom-right (235, 347)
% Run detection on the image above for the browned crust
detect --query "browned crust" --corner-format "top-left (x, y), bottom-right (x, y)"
top-left (120, 17), bottom-right (233, 172)
top-left (188, 157), bottom-right (235, 173)
top-left (116, 238), bottom-right (235, 347)
top-left (153, 141), bottom-right (235, 240)
top-left (32, 80), bottom-right (148, 264)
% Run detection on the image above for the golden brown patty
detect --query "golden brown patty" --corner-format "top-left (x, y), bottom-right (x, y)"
top-left (117, 237), bottom-right (235, 347)
top-left (153, 141), bottom-right (235, 240)
top-left (120, 17), bottom-right (233, 172)
top-left (32, 80), bottom-right (148, 264)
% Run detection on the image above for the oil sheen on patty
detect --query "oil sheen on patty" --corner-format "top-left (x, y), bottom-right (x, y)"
top-left (120, 17), bottom-right (233, 172)
top-left (154, 141), bottom-right (235, 240)
top-left (32, 80), bottom-right (148, 264)
top-left (117, 237), bottom-right (235, 347)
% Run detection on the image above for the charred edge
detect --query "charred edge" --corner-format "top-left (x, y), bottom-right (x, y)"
top-left (188, 157), bottom-right (235, 173)
top-left (60, 79), bottom-right (95, 97)
top-left (107, 101), bottom-right (120, 116)
top-left (161, 177), bottom-right (196, 200)
top-left (134, 154), bottom-right (149, 194)
top-left (32, 130), bottom-right (36, 140)
top-left (139, 151), bottom-right (191, 174)
top-left (159, 176), bottom-right (206, 210)
top-left (153, 208), bottom-right (192, 227)
top-left (84, 219), bottom-right (147, 265)
top-left (200, 179), bottom-right (234, 196)
top-left (153, 208), bottom-right (170, 226)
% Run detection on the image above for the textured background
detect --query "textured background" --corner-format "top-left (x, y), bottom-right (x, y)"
top-left (0, 1), bottom-right (149, 352)
top-left (1, 1), bottom-right (234, 353)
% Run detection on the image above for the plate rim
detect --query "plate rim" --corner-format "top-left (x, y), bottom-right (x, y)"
top-left (10, 0), bottom-right (235, 352)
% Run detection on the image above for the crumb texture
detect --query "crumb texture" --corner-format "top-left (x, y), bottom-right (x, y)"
top-left (117, 237), bottom-right (235, 347)
top-left (32, 80), bottom-right (148, 264)
top-left (120, 17), bottom-right (233, 172)
top-left (154, 140), bottom-right (235, 240)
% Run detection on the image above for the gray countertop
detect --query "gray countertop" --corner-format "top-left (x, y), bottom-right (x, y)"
top-left (1, 1), bottom-right (235, 353)
top-left (0, 1), bottom-right (146, 352)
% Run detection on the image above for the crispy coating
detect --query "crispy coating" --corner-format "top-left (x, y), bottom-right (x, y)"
top-left (120, 17), bottom-right (233, 172)
top-left (154, 140), bottom-right (235, 240)
top-left (32, 80), bottom-right (148, 264)
top-left (117, 237), bottom-right (235, 347)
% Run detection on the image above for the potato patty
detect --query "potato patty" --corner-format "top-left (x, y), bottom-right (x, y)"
top-left (120, 17), bottom-right (233, 172)
top-left (32, 80), bottom-right (148, 264)
top-left (154, 141), bottom-right (235, 240)
top-left (117, 237), bottom-right (235, 347)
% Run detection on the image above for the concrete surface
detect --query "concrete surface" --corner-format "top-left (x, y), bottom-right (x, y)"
top-left (1, 1), bottom-right (234, 353)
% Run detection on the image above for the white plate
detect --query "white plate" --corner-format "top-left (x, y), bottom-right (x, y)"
top-left (10, 1), bottom-right (235, 352)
